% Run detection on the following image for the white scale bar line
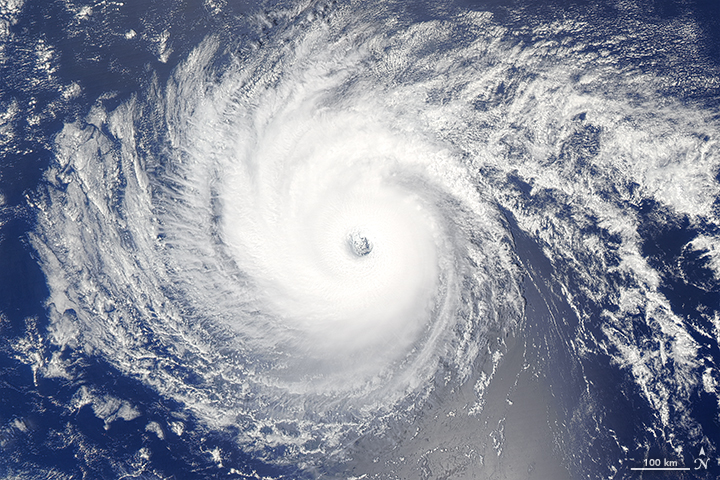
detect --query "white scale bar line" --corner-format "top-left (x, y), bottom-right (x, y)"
top-left (630, 467), bottom-right (691, 471)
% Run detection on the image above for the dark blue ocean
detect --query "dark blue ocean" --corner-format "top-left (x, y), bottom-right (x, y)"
top-left (1, 0), bottom-right (719, 478)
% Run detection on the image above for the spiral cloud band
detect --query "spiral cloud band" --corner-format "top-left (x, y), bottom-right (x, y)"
top-left (29, 0), bottom-right (720, 475)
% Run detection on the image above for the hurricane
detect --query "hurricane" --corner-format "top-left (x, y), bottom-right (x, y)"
top-left (2, 0), bottom-right (720, 478)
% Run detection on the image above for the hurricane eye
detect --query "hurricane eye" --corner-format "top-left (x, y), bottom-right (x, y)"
top-left (348, 231), bottom-right (372, 257)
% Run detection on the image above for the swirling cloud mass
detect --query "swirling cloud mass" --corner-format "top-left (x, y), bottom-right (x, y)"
top-left (23, 0), bottom-right (720, 477)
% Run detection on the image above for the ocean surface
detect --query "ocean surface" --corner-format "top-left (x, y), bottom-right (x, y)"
top-left (1, 0), bottom-right (719, 478)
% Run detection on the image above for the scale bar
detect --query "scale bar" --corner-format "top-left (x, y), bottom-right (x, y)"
top-left (630, 467), bottom-right (690, 471)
